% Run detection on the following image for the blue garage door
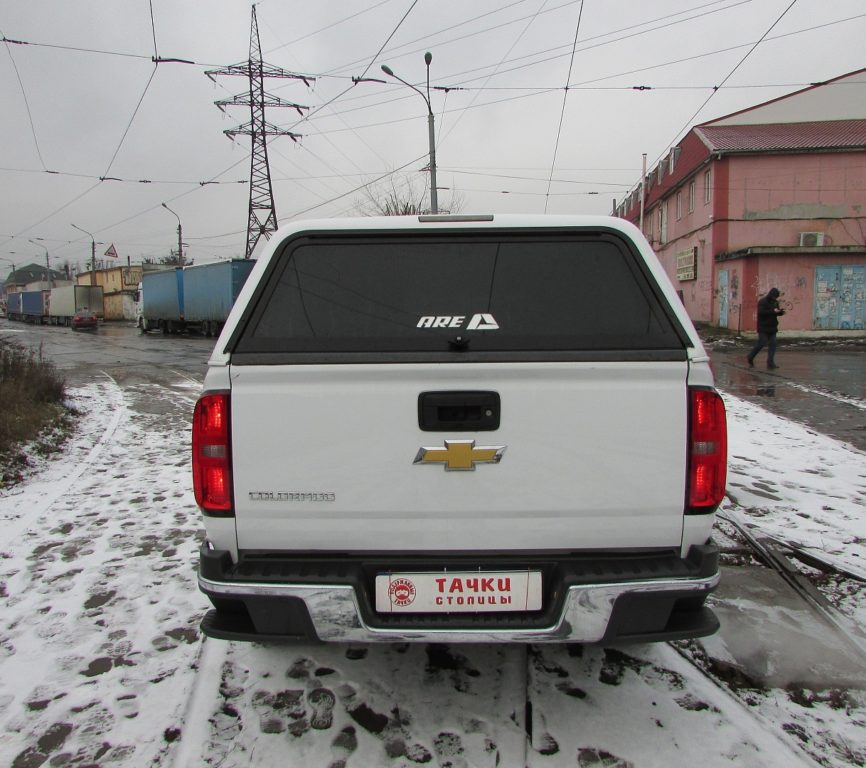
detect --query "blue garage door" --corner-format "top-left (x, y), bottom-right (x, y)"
top-left (814, 266), bottom-right (866, 330)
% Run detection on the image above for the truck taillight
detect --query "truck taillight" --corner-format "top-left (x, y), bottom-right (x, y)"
top-left (193, 393), bottom-right (233, 515)
top-left (687, 388), bottom-right (727, 513)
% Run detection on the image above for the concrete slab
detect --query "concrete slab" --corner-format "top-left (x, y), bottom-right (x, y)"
top-left (699, 565), bottom-right (866, 689)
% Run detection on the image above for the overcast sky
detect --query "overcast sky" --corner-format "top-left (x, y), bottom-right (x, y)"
top-left (1, 0), bottom-right (865, 273)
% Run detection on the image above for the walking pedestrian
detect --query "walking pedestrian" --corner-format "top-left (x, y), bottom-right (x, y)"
top-left (747, 287), bottom-right (785, 369)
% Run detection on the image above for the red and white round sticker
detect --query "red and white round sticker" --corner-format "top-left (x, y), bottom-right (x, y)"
top-left (388, 578), bottom-right (416, 607)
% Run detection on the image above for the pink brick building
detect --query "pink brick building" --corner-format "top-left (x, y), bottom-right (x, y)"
top-left (616, 70), bottom-right (866, 335)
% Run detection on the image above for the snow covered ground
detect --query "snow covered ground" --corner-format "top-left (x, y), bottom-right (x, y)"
top-left (0, 372), bottom-right (864, 768)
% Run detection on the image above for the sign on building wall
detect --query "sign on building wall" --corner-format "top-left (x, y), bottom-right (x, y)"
top-left (676, 247), bottom-right (697, 281)
top-left (122, 267), bottom-right (143, 289)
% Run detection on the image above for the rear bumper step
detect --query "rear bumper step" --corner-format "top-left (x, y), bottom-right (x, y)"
top-left (198, 543), bottom-right (720, 644)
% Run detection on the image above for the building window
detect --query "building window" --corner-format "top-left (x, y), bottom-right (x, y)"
top-left (688, 180), bottom-right (695, 212)
top-left (676, 191), bottom-right (682, 220)
top-left (704, 169), bottom-right (712, 204)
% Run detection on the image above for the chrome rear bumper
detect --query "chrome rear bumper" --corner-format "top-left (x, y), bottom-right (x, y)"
top-left (198, 566), bottom-right (720, 644)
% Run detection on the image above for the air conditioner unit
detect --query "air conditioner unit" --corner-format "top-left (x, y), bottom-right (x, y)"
top-left (799, 231), bottom-right (825, 247)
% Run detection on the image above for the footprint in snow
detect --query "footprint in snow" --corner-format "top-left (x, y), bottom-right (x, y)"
top-left (577, 747), bottom-right (634, 767)
top-left (328, 724), bottom-right (358, 768)
top-left (433, 732), bottom-right (467, 768)
top-left (308, 687), bottom-right (336, 730)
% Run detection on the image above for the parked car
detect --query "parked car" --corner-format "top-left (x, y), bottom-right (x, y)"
top-left (71, 309), bottom-right (98, 330)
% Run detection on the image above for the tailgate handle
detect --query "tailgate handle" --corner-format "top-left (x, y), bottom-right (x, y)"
top-left (418, 391), bottom-right (500, 431)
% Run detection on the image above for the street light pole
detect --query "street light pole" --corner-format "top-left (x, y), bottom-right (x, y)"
top-left (71, 224), bottom-right (96, 286)
top-left (29, 239), bottom-right (51, 287)
top-left (161, 203), bottom-right (184, 266)
top-left (381, 52), bottom-right (439, 215)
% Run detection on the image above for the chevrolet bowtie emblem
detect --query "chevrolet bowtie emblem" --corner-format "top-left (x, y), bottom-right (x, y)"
top-left (413, 440), bottom-right (506, 471)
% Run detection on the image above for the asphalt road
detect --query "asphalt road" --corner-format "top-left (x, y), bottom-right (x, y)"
top-left (707, 338), bottom-right (866, 452)
top-left (0, 318), bottom-right (214, 383)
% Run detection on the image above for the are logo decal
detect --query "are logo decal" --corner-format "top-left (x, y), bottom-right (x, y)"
top-left (416, 313), bottom-right (499, 330)
top-left (388, 578), bottom-right (417, 607)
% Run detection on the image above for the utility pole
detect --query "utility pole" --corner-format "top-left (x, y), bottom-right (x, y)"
top-left (72, 224), bottom-right (97, 286)
top-left (161, 203), bottom-right (184, 266)
top-left (29, 239), bottom-right (50, 286)
top-left (206, 6), bottom-right (314, 259)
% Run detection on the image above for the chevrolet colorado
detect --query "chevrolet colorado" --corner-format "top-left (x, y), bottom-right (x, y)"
top-left (193, 214), bottom-right (727, 643)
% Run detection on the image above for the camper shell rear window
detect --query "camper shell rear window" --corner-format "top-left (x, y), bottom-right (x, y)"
top-left (228, 228), bottom-right (690, 363)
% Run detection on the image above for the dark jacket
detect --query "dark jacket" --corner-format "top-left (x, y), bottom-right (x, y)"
top-left (756, 288), bottom-right (784, 334)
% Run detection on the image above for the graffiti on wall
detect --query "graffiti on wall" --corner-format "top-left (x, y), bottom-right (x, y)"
top-left (815, 265), bottom-right (866, 330)
top-left (751, 275), bottom-right (805, 310)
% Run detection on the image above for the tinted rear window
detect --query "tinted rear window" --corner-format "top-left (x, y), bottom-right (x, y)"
top-left (231, 231), bottom-right (688, 358)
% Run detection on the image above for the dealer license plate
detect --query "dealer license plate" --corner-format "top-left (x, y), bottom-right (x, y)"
top-left (375, 570), bottom-right (543, 613)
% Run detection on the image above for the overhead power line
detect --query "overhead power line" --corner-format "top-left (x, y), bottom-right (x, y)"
top-left (285, 154), bottom-right (427, 219)
top-left (323, 0), bottom-right (747, 84)
top-left (264, 0), bottom-right (396, 56)
top-left (148, 0), bottom-right (159, 59)
top-left (439, 0), bottom-right (552, 150)
top-left (102, 65), bottom-right (158, 177)
top-left (323, 0), bottom-right (540, 76)
top-left (648, 0), bottom-right (801, 170)
top-left (445, 169), bottom-right (633, 186)
top-left (2, 28), bottom-right (46, 170)
top-left (286, 0), bottom-right (421, 132)
top-left (291, 9), bottom-right (865, 143)
top-left (0, 167), bottom-right (248, 185)
top-left (544, 0), bottom-right (584, 213)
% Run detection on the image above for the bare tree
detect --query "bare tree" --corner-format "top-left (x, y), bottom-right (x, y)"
top-left (355, 174), bottom-right (464, 216)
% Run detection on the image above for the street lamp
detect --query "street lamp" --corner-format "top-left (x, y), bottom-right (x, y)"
top-left (71, 224), bottom-right (97, 286)
top-left (381, 52), bottom-right (439, 215)
top-left (161, 203), bottom-right (184, 266)
top-left (28, 239), bottom-right (51, 286)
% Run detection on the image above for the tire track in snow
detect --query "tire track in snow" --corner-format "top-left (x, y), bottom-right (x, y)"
top-left (166, 638), bottom-right (227, 768)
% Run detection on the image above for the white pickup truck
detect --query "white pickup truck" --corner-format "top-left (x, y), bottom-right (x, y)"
top-left (193, 214), bottom-right (727, 644)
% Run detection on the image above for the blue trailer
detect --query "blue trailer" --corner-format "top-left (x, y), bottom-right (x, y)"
top-left (8, 290), bottom-right (50, 323)
top-left (6, 292), bottom-right (23, 319)
top-left (182, 260), bottom-right (255, 336)
top-left (140, 269), bottom-right (184, 333)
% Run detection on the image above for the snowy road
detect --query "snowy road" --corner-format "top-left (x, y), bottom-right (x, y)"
top-left (1, 325), bottom-right (864, 767)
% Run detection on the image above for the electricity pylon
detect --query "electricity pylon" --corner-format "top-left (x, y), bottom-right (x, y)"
top-left (206, 5), bottom-right (314, 258)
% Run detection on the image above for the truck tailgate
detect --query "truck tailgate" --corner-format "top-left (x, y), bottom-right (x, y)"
top-left (230, 360), bottom-right (688, 552)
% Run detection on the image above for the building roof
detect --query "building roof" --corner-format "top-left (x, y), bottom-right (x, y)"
top-left (702, 68), bottom-right (866, 127)
top-left (696, 119), bottom-right (866, 153)
top-left (616, 68), bottom-right (866, 220)
top-left (6, 263), bottom-right (66, 285)
top-left (617, 130), bottom-right (711, 220)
